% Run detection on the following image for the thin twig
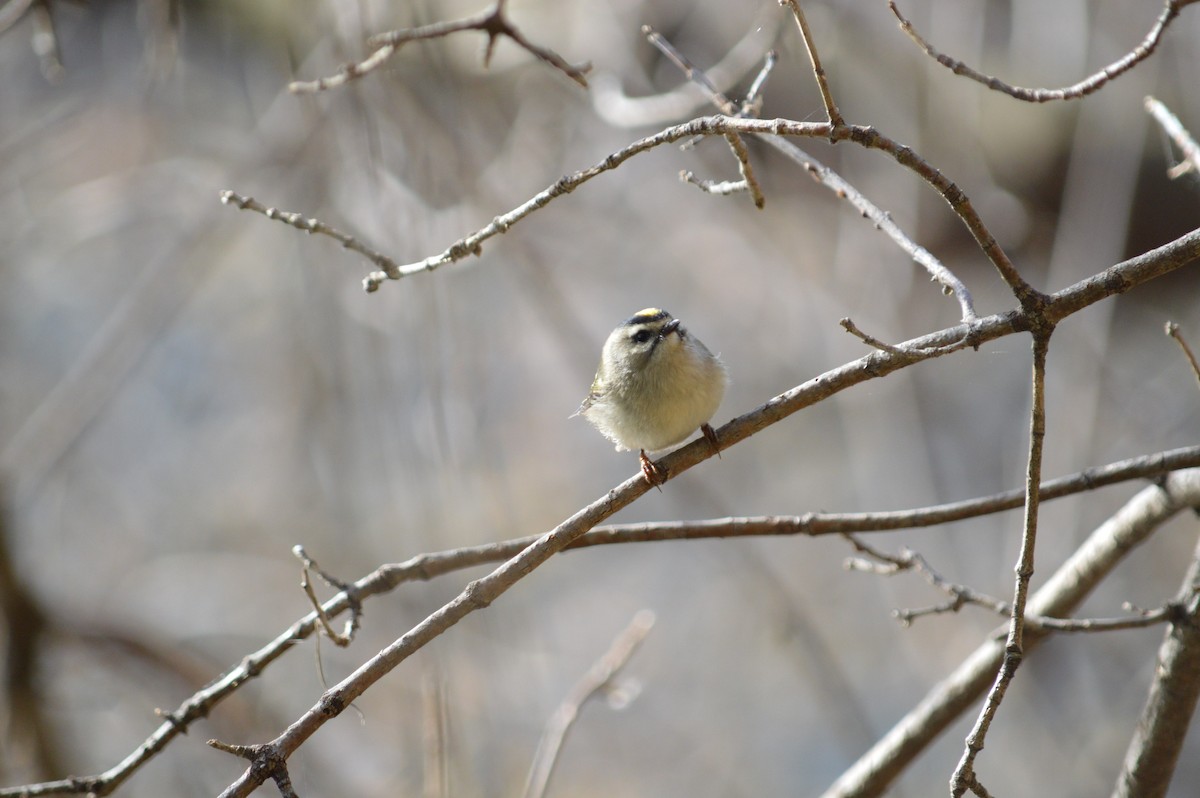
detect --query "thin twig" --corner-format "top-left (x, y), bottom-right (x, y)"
top-left (288, 1), bottom-right (590, 93)
top-left (522, 610), bottom-right (655, 798)
top-left (889, 0), bottom-right (1197, 103)
top-left (841, 318), bottom-right (974, 356)
top-left (723, 133), bottom-right (766, 208)
top-left (294, 545), bottom-right (358, 647)
top-left (206, 739), bottom-right (296, 798)
top-left (843, 534), bottom-right (1188, 633)
top-left (743, 49), bottom-right (778, 115)
top-left (842, 535), bottom-right (1011, 623)
top-left (219, 190), bottom-right (404, 280)
top-left (840, 318), bottom-right (905, 353)
top-left (1145, 96), bottom-right (1200, 179)
top-left (594, 21), bottom-right (779, 128)
top-left (1166, 322), bottom-right (1200, 387)
top-left (677, 132), bottom-right (767, 204)
top-left (780, 0), bottom-right (843, 127)
top-left (951, 329), bottom-right (1053, 798)
top-left (680, 170), bottom-right (750, 198)
top-left (641, 25), bottom-right (737, 115)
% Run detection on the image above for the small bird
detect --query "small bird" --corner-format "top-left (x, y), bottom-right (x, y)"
top-left (574, 308), bottom-right (727, 486)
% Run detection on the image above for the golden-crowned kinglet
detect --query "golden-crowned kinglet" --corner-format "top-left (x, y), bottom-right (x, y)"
top-left (573, 308), bottom-right (727, 485)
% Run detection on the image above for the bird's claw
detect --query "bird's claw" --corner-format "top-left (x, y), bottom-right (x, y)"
top-left (701, 423), bottom-right (721, 457)
top-left (639, 450), bottom-right (666, 489)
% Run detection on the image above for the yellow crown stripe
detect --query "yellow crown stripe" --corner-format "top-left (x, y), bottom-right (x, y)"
top-left (625, 308), bottom-right (670, 325)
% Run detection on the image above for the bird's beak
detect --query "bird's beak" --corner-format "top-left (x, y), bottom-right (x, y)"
top-left (660, 318), bottom-right (682, 339)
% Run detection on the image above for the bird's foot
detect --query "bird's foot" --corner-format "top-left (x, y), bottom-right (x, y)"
top-left (701, 423), bottom-right (721, 458)
top-left (639, 450), bottom-right (666, 489)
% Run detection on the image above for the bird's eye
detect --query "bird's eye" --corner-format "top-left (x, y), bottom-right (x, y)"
top-left (631, 329), bottom-right (653, 344)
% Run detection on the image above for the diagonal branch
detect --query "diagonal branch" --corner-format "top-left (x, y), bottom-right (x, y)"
top-left (1145, 96), bottom-right (1200, 179)
top-left (7, 232), bottom-right (1198, 797)
top-left (1166, 322), bottom-right (1200, 386)
top-left (522, 611), bottom-right (655, 798)
top-left (210, 230), bottom-right (1198, 795)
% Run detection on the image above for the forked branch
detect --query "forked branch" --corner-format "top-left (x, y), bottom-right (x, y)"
top-left (288, 0), bottom-right (590, 94)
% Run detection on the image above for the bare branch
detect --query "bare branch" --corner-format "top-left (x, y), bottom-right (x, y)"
top-left (839, 318), bottom-right (906, 354)
top-left (326, 115), bottom-right (1024, 308)
top-left (287, 2), bottom-right (590, 93)
top-left (1166, 322), bottom-right (1200, 388)
top-left (641, 25), bottom-right (737, 116)
top-left (218, 227), bottom-right (1200, 795)
top-left (642, 26), bottom-right (976, 321)
top-left (1112, 542), bottom-right (1200, 797)
top-left (9, 220), bottom-right (1200, 796)
top-left (889, 0), bottom-right (1198, 103)
top-left (951, 329), bottom-right (1053, 798)
top-left (594, 21), bottom-right (779, 128)
top-left (682, 133), bottom-right (766, 208)
top-left (780, 0), bottom-right (843, 127)
top-left (680, 170), bottom-right (751, 198)
top-left (522, 611), bottom-right (655, 798)
top-left (219, 190), bottom-right (404, 280)
top-left (743, 49), bottom-right (778, 113)
top-left (6, 444), bottom-right (1200, 797)
top-left (843, 534), bottom-right (1186, 634)
top-left (821, 469), bottom-right (1200, 798)
top-left (294, 545), bottom-right (359, 647)
top-left (724, 132), bottom-right (766, 208)
top-left (207, 739), bottom-right (296, 798)
top-left (1145, 96), bottom-right (1200, 179)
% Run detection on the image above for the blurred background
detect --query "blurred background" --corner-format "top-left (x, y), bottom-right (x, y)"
top-left (1, 0), bottom-right (1199, 795)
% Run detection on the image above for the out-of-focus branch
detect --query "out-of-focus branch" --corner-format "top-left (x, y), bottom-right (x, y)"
top-left (1166, 322), bottom-right (1200, 387)
top-left (288, 1), bottom-right (590, 93)
top-left (821, 469), bottom-right (1200, 798)
top-left (0, 0), bottom-right (35, 33)
top-left (1145, 97), bottom-right (1200, 179)
top-left (0, 485), bottom-right (63, 783)
top-left (218, 191), bottom-right (403, 279)
top-left (522, 611), bottom-right (655, 798)
top-left (889, 0), bottom-right (1198, 103)
top-left (1111, 537), bottom-right (1200, 798)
